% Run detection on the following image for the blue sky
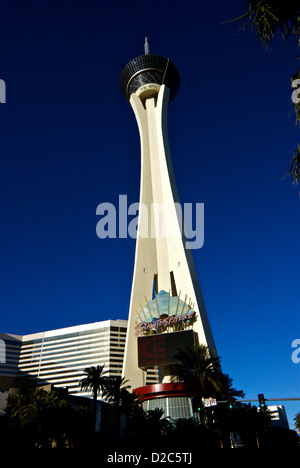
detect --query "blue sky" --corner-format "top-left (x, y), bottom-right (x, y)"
top-left (1, 1), bottom-right (299, 428)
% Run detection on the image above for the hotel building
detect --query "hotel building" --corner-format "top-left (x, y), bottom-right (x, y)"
top-left (0, 319), bottom-right (128, 398)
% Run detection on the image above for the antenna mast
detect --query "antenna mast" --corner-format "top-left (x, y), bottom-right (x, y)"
top-left (144, 37), bottom-right (150, 55)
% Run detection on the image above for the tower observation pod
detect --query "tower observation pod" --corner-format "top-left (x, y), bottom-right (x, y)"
top-left (120, 43), bottom-right (217, 414)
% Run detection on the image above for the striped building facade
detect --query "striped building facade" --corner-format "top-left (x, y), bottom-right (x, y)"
top-left (0, 320), bottom-right (134, 398)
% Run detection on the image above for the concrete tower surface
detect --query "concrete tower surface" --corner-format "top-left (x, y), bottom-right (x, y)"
top-left (120, 43), bottom-right (216, 391)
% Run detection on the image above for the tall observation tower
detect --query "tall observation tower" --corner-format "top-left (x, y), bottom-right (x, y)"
top-left (120, 40), bottom-right (216, 411)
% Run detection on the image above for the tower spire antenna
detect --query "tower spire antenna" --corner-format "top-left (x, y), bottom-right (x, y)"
top-left (144, 36), bottom-right (150, 55)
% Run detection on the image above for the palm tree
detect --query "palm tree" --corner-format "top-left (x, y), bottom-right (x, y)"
top-left (170, 344), bottom-right (223, 431)
top-left (170, 345), bottom-right (246, 446)
top-left (101, 376), bottom-right (130, 405)
top-left (216, 373), bottom-right (245, 401)
top-left (211, 373), bottom-right (245, 447)
top-left (170, 344), bottom-right (223, 399)
top-left (4, 388), bottom-right (47, 447)
top-left (228, 1), bottom-right (300, 187)
top-left (145, 408), bottom-right (172, 437)
top-left (294, 411), bottom-right (300, 432)
top-left (172, 417), bottom-right (208, 447)
top-left (101, 375), bottom-right (131, 436)
top-left (284, 144), bottom-right (300, 187)
top-left (116, 386), bottom-right (141, 434)
top-left (79, 365), bottom-right (108, 431)
top-left (231, 2), bottom-right (300, 48)
top-left (4, 388), bottom-right (87, 448)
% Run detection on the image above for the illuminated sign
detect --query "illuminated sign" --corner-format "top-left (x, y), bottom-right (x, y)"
top-left (135, 311), bottom-right (195, 336)
top-left (135, 290), bottom-right (196, 336)
top-left (138, 330), bottom-right (196, 367)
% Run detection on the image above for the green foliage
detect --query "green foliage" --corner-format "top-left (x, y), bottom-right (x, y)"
top-left (169, 344), bottom-right (246, 446)
top-left (3, 363), bottom-right (297, 447)
top-left (282, 143), bottom-right (300, 186)
top-left (4, 388), bottom-right (91, 448)
top-left (3, 356), bottom-right (297, 448)
top-left (228, 1), bottom-right (300, 187)
top-left (100, 375), bottom-right (131, 436)
top-left (79, 364), bottom-right (108, 396)
top-left (144, 408), bottom-right (173, 436)
top-left (79, 364), bottom-right (108, 431)
top-left (235, 1), bottom-right (300, 48)
top-left (101, 376), bottom-right (131, 406)
top-left (294, 411), bottom-right (300, 431)
top-left (169, 344), bottom-right (223, 400)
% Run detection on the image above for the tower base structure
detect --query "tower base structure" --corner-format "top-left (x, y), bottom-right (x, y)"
top-left (120, 52), bottom-right (217, 413)
top-left (134, 383), bottom-right (197, 420)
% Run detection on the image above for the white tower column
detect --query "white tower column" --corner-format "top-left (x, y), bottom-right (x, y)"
top-left (121, 83), bottom-right (216, 390)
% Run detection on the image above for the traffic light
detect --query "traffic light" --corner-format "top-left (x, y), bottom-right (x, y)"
top-left (192, 397), bottom-right (202, 413)
top-left (258, 393), bottom-right (266, 409)
top-left (228, 397), bottom-right (234, 409)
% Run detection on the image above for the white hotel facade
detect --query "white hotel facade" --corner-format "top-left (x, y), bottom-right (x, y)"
top-left (0, 320), bottom-right (136, 398)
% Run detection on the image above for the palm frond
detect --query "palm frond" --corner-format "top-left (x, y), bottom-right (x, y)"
top-left (229, 1), bottom-right (300, 48)
top-left (282, 144), bottom-right (300, 186)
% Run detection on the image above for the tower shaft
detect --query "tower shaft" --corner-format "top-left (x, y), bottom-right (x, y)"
top-left (122, 85), bottom-right (216, 389)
